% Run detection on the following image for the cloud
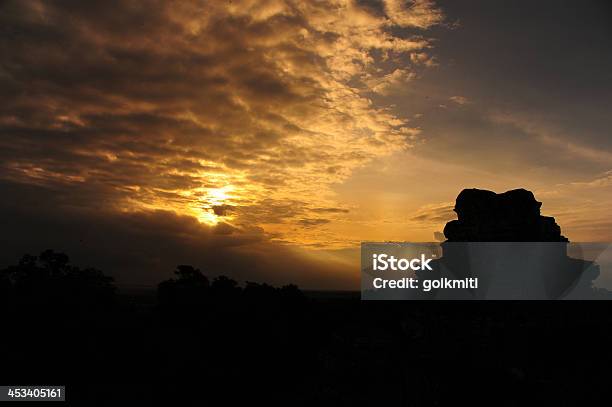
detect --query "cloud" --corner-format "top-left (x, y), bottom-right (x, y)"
top-left (0, 0), bottom-right (443, 253)
top-left (490, 113), bottom-right (612, 165)
top-left (211, 204), bottom-right (236, 217)
top-left (365, 68), bottom-right (416, 95)
top-left (299, 218), bottom-right (332, 228)
top-left (384, 0), bottom-right (444, 28)
top-left (534, 170), bottom-right (612, 241)
top-left (310, 207), bottom-right (350, 214)
top-left (569, 170), bottom-right (612, 188)
top-left (410, 51), bottom-right (437, 67)
top-left (0, 0), bottom-right (442, 286)
top-left (449, 95), bottom-right (469, 105)
top-left (410, 202), bottom-right (455, 224)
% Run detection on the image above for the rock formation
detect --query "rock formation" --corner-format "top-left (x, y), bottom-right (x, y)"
top-left (417, 188), bottom-right (601, 299)
top-left (443, 188), bottom-right (568, 242)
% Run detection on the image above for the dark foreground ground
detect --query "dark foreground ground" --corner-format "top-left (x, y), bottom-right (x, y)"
top-left (1, 253), bottom-right (611, 406)
top-left (2, 294), bottom-right (611, 405)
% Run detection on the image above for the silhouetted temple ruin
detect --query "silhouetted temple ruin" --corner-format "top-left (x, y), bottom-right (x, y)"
top-left (420, 188), bottom-right (602, 299)
top-left (443, 188), bottom-right (568, 242)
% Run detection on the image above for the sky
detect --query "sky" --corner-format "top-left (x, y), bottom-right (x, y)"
top-left (1, 0), bottom-right (611, 289)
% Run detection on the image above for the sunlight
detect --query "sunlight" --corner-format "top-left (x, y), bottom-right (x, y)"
top-left (207, 187), bottom-right (232, 205)
top-left (196, 186), bottom-right (235, 225)
top-left (197, 210), bottom-right (221, 225)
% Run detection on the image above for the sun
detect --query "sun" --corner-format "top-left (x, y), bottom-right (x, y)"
top-left (196, 186), bottom-right (234, 225)
top-left (207, 187), bottom-right (231, 205)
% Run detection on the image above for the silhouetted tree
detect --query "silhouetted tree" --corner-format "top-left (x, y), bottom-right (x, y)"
top-left (279, 284), bottom-right (307, 303)
top-left (0, 268), bottom-right (12, 310)
top-left (157, 265), bottom-right (210, 306)
top-left (242, 282), bottom-right (306, 305)
top-left (243, 281), bottom-right (277, 301)
top-left (174, 265), bottom-right (210, 287)
top-left (210, 275), bottom-right (241, 299)
top-left (39, 249), bottom-right (71, 275)
top-left (0, 250), bottom-right (115, 311)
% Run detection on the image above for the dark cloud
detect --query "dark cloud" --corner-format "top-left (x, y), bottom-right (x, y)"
top-left (299, 218), bottom-right (332, 228)
top-left (211, 204), bottom-right (235, 217)
top-left (311, 207), bottom-right (350, 214)
top-left (417, 0), bottom-right (612, 154)
top-left (0, 180), bottom-right (355, 289)
top-left (410, 202), bottom-right (455, 223)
